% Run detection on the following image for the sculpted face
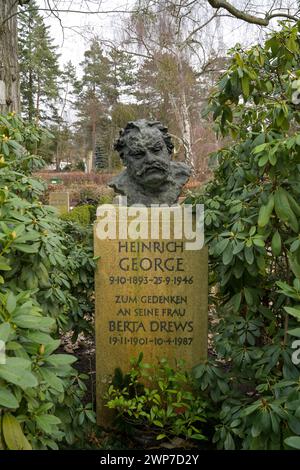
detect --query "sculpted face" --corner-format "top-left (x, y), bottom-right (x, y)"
top-left (122, 127), bottom-right (171, 189)
top-left (110, 120), bottom-right (191, 205)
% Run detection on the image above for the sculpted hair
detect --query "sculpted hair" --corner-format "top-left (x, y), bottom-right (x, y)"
top-left (114, 120), bottom-right (174, 160)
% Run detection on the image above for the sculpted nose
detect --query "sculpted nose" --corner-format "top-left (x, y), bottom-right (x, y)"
top-left (145, 150), bottom-right (156, 163)
top-left (145, 150), bottom-right (164, 165)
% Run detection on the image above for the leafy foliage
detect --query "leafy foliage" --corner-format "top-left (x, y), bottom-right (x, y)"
top-left (105, 354), bottom-right (207, 444)
top-left (60, 205), bottom-right (93, 226)
top-left (187, 21), bottom-right (300, 449)
top-left (0, 113), bottom-right (95, 449)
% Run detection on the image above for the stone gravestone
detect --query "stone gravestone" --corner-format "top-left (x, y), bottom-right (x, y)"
top-left (94, 120), bottom-right (208, 425)
top-left (49, 191), bottom-right (70, 215)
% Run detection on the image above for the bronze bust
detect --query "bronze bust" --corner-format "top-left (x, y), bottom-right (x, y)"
top-left (109, 120), bottom-right (191, 206)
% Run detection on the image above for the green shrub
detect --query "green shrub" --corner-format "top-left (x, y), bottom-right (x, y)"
top-left (98, 194), bottom-right (114, 205)
top-left (78, 185), bottom-right (114, 206)
top-left (105, 354), bottom-right (207, 444)
top-left (60, 205), bottom-right (91, 226)
top-left (58, 219), bottom-right (95, 337)
top-left (0, 113), bottom-right (95, 449)
top-left (187, 21), bottom-right (300, 450)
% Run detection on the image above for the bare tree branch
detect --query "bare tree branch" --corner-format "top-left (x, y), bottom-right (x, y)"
top-left (207, 0), bottom-right (299, 26)
top-left (2, 5), bottom-right (138, 26)
top-left (181, 12), bottom-right (218, 49)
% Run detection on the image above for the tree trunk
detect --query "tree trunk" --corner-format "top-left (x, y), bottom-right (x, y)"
top-left (28, 10), bottom-right (34, 122)
top-left (55, 139), bottom-right (60, 171)
top-left (0, 1), bottom-right (20, 114)
top-left (177, 53), bottom-right (196, 174)
top-left (179, 88), bottom-right (195, 174)
top-left (35, 76), bottom-right (40, 124)
top-left (91, 111), bottom-right (96, 171)
top-left (169, 51), bottom-right (196, 175)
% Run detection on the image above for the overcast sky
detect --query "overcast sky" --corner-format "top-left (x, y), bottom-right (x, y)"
top-left (37, 1), bottom-right (257, 67)
top-left (33, 0), bottom-right (295, 124)
top-left (37, 0), bottom-right (135, 70)
top-left (34, 0), bottom-right (299, 72)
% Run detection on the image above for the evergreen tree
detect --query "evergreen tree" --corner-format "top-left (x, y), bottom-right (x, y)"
top-left (54, 61), bottom-right (77, 169)
top-left (94, 142), bottom-right (108, 170)
top-left (75, 38), bottom-right (137, 169)
top-left (18, 0), bottom-right (61, 124)
top-left (74, 39), bottom-right (110, 168)
top-left (107, 48), bottom-right (137, 105)
top-left (79, 38), bottom-right (112, 105)
top-left (57, 61), bottom-right (77, 121)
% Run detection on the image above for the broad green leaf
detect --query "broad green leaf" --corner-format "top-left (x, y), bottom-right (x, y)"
top-left (244, 288), bottom-right (254, 306)
top-left (244, 246), bottom-right (254, 264)
top-left (228, 292), bottom-right (242, 313)
top-left (2, 142), bottom-right (9, 156)
top-left (284, 306), bottom-right (300, 319)
top-left (288, 255), bottom-right (300, 279)
top-left (232, 241), bottom-right (244, 254)
top-left (224, 432), bottom-right (235, 450)
top-left (36, 414), bottom-right (61, 434)
top-left (6, 292), bottom-right (16, 314)
top-left (13, 243), bottom-right (40, 253)
top-left (258, 194), bottom-right (274, 227)
top-left (288, 414), bottom-right (300, 434)
top-left (252, 133), bottom-right (265, 147)
top-left (0, 261), bottom-right (11, 271)
top-left (251, 421), bottom-right (262, 438)
top-left (290, 239), bottom-right (300, 252)
top-left (40, 368), bottom-right (64, 392)
top-left (2, 413), bottom-right (32, 450)
top-left (288, 328), bottom-right (300, 337)
top-left (222, 244), bottom-right (234, 265)
top-left (241, 402), bottom-right (260, 416)
top-left (0, 322), bottom-right (12, 342)
top-left (13, 315), bottom-right (55, 332)
top-left (274, 188), bottom-right (299, 232)
top-left (269, 152), bottom-right (277, 165)
top-left (25, 331), bottom-right (57, 345)
top-left (156, 434), bottom-right (167, 440)
top-left (287, 193), bottom-right (300, 216)
top-left (241, 76), bottom-right (250, 98)
top-left (45, 354), bottom-right (77, 367)
top-left (253, 143), bottom-right (267, 154)
top-left (85, 410), bottom-right (96, 423)
top-left (258, 154), bottom-right (269, 167)
top-left (215, 238), bottom-right (230, 256)
top-left (271, 231), bottom-right (281, 256)
top-left (285, 436), bottom-right (300, 449)
top-left (253, 237), bottom-right (265, 247)
top-left (0, 357), bottom-right (38, 389)
top-left (0, 389), bottom-right (19, 409)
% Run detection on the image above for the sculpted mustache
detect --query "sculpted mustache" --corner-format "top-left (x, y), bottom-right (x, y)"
top-left (136, 163), bottom-right (168, 177)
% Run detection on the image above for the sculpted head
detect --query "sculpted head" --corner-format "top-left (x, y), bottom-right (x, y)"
top-left (114, 120), bottom-right (174, 189)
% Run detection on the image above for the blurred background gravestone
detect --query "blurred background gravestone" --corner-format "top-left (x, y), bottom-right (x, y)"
top-left (49, 191), bottom-right (70, 215)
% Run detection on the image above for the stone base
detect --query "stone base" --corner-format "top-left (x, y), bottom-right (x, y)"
top-left (94, 206), bottom-right (208, 426)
